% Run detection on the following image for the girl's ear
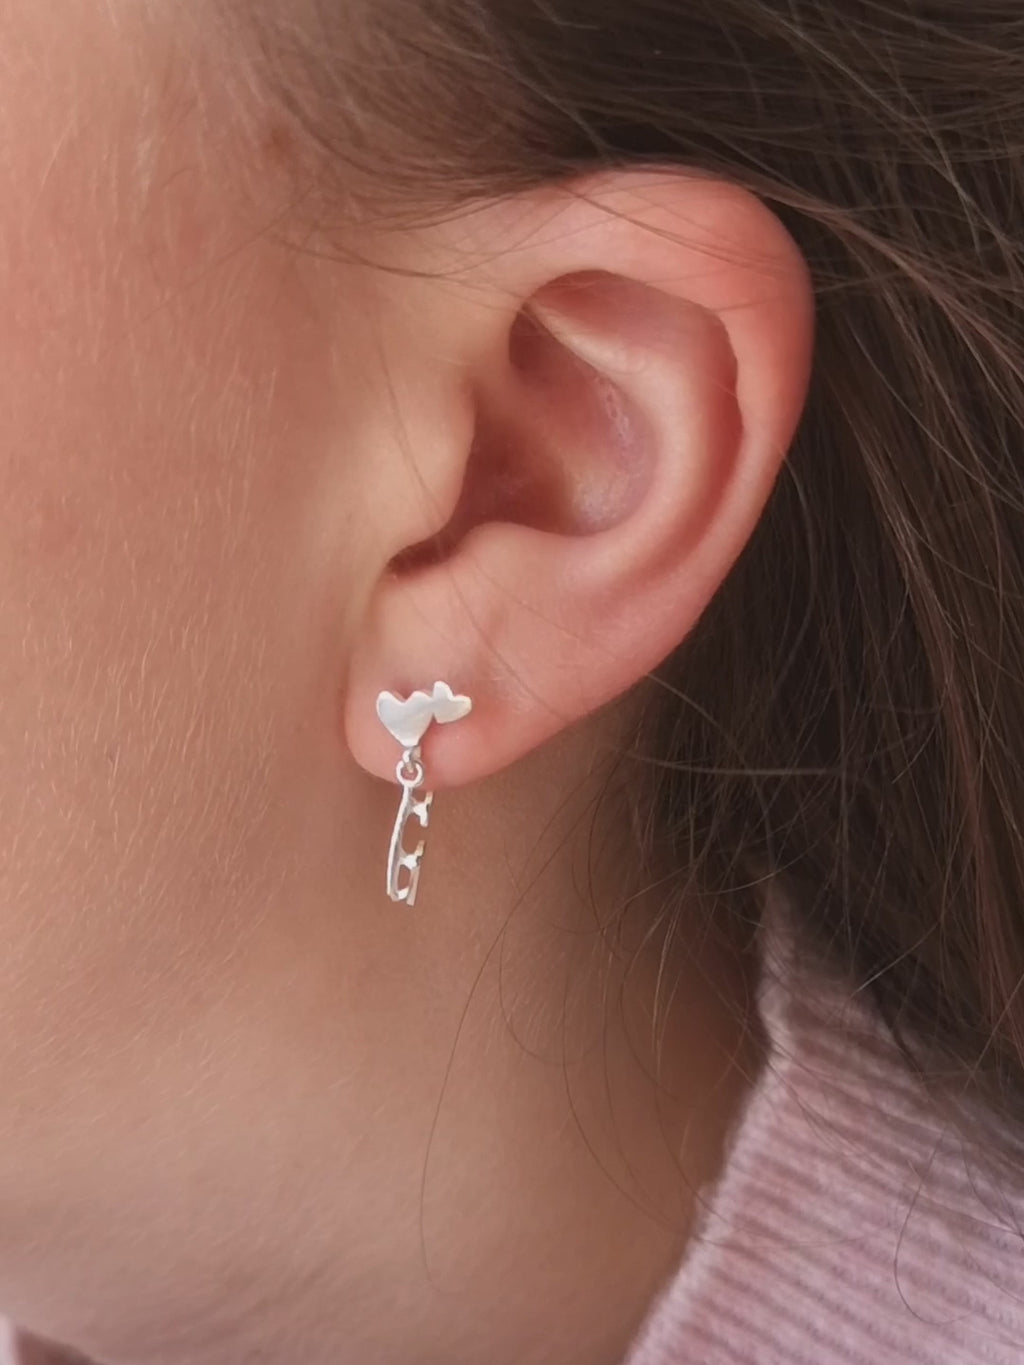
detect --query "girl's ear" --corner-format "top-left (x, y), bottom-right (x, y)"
top-left (343, 168), bottom-right (814, 786)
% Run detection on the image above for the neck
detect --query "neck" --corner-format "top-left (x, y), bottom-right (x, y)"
top-left (60, 723), bottom-right (766, 1365)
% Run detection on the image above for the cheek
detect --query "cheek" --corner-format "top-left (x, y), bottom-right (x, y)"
top-left (0, 5), bottom-right (365, 1128)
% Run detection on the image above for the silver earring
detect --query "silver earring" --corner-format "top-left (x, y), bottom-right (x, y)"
top-left (375, 681), bottom-right (473, 906)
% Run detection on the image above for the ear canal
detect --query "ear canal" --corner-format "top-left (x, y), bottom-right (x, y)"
top-left (393, 278), bottom-right (655, 572)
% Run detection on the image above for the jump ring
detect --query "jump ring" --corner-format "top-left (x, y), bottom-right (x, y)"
top-left (397, 757), bottom-right (425, 787)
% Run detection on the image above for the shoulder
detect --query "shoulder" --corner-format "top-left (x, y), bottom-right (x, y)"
top-left (625, 885), bottom-right (1024, 1364)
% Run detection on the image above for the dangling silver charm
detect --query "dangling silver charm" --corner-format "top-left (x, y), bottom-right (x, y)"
top-left (375, 681), bottom-right (472, 906)
top-left (386, 746), bottom-right (432, 906)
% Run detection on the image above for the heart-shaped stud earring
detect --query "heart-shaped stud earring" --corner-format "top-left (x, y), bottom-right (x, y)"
top-left (375, 681), bottom-right (473, 906)
top-left (376, 681), bottom-right (473, 749)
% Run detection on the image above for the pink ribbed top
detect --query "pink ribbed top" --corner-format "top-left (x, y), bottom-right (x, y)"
top-left (4, 894), bottom-right (1024, 1364)
top-left (623, 891), bottom-right (1024, 1364)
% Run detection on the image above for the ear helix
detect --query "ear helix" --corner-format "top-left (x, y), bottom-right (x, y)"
top-left (374, 682), bottom-right (473, 906)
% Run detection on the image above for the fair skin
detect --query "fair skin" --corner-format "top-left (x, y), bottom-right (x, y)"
top-left (0, 4), bottom-right (814, 1364)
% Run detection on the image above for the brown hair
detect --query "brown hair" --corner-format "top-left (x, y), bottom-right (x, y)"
top-left (230, 1), bottom-right (1024, 1144)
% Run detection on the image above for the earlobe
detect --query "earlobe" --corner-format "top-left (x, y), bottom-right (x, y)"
top-left (344, 169), bottom-right (814, 790)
